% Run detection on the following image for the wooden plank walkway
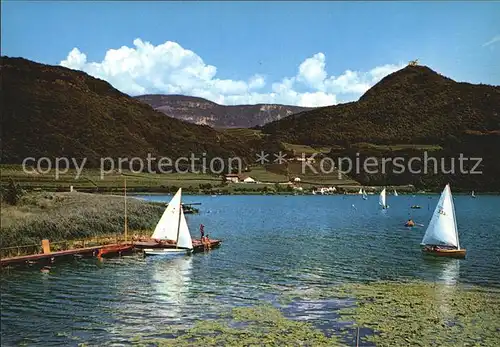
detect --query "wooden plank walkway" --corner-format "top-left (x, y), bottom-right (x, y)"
top-left (0, 243), bottom-right (131, 267)
top-left (133, 239), bottom-right (222, 253)
top-left (1, 239), bottom-right (222, 267)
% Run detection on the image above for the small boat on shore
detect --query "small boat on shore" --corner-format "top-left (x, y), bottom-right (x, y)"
top-left (143, 188), bottom-right (194, 256)
top-left (421, 184), bottom-right (466, 258)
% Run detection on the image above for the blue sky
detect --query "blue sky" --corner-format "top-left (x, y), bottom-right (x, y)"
top-left (2, 1), bottom-right (499, 106)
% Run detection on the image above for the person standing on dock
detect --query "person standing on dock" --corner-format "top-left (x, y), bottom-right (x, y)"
top-left (200, 224), bottom-right (205, 240)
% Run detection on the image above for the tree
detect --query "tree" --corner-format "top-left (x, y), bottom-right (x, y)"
top-left (2, 179), bottom-right (25, 205)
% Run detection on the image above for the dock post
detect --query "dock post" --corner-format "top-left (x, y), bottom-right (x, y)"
top-left (41, 239), bottom-right (51, 254)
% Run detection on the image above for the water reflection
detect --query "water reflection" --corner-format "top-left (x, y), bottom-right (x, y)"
top-left (424, 257), bottom-right (460, 286)
top-left (425, 258), bottom-right (461, 319)
top-left (438, 258), bottom-right (460, 286)
top-left (149, 256), bottom-right (193, 320)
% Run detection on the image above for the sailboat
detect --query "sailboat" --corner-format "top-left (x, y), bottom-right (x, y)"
top-left (379, 188), bottom-right (388, 209)
top-left (362, 189), bottom-right (368, 200)
top-left (393, 189), bottom-right (398, 196)
top-left (143, 188), bottom-right (194, 256)
top-left (420, 184), bottom-right (466, 258)
top-left (358, 188), bottom-right (363, 195)
top-left (471, 190), bottom-right (476, 198)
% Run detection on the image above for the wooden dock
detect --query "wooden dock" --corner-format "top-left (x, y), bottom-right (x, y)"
top-left (0, 243), bottom-right (133, 267)
top-left (1, 239), bottom-right (221, 268)
top-left (133, 239), bottom-right (222, 253)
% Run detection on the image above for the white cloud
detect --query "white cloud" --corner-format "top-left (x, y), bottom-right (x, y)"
top-left (482, 34), bottom-right (500, 47)
top-left (60, 38), bottom-right (404, 107)
top-left (297, 52), bottom-right (327, 90)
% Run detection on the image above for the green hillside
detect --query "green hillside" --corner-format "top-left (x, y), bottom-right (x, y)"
top-left (1, 57), bottom-right (251, 167)
top-left (259, 65), bottom-right (500, 191)
top-left (260, 65), bottom-right (500, 146)
top-left (2, 58), bottom-right (499, 191)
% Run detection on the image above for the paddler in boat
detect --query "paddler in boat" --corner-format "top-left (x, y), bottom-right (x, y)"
top-left (203, 233), bottom-right (211, 250)
top-left (404, 219), bottom-right (415, 227)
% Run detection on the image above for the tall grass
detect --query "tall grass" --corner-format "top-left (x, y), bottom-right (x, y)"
top-left (0, 192), bottom-right (163, 248)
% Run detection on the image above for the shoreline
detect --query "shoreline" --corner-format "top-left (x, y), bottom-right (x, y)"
top-left (23, 188), bottom-right (500, 195)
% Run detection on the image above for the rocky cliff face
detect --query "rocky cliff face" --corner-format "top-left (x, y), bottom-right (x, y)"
top-left (135, 94), bottom-right (313, 128)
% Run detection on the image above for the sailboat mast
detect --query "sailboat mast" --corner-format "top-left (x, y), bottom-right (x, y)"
top-left (124, 176), bottom-right (128, 242)
top-left (448, 185), bottom-right (460, 249)
top-left (175, 195), bottom-right (182, 249)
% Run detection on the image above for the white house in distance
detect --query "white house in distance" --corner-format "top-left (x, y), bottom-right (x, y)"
top-left (315, 187), bottom-right (337, 195)
top-left (225, 174), bottom-right (240, 183)
top-left (241, 176), bottom-right (256, 183)
top-left (224, 174), bottom-right (257, 183)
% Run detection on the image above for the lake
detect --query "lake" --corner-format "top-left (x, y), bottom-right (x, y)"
top-left (1, 194), bottom-right (500, 346)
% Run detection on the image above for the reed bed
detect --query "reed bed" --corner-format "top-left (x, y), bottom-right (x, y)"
top-left (0, 192), bottom-right (163, 249)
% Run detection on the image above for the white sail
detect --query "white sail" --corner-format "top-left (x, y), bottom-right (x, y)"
top-left (362, 189), bottom-right (368, 199)
top-left (394, 189), bottom-right (398, 196)
top-left (421, 184), bottom-right (460, 248)
top-left (379, 188), bottom-right (387, 208)
top-left (177, 208), bottom-right (193, 249)
top-left (151, 188), bottom-right (183, 241)
top-left (358, 188), bottom-right (363, 195)
top-left (471, 190), bottom-right (475, 197)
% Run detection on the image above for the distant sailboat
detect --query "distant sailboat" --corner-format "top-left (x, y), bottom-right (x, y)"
top-left (143, 188), bottom-right (193, 256)
top-left (393, 189), bottom-right (398, 196)
top-left (379, 188), bottom-right (388, 209)
top-left (471, 190), bottom-right (476, 198)
top-left (362, 189), bottom-right (368, 200)
top-left (421, 184), bottom-right (466, 258)
top-left (358, 188), bottom-right (363, 195)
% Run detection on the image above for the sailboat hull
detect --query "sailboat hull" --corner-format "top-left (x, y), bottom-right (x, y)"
top-left (422, 248), bottom-right (466, 258)
top-left (143, 248), bottom-right (193, 256)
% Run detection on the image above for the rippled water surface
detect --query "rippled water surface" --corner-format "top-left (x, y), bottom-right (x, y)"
top-left (1, 194), bottom-right (500, 345)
